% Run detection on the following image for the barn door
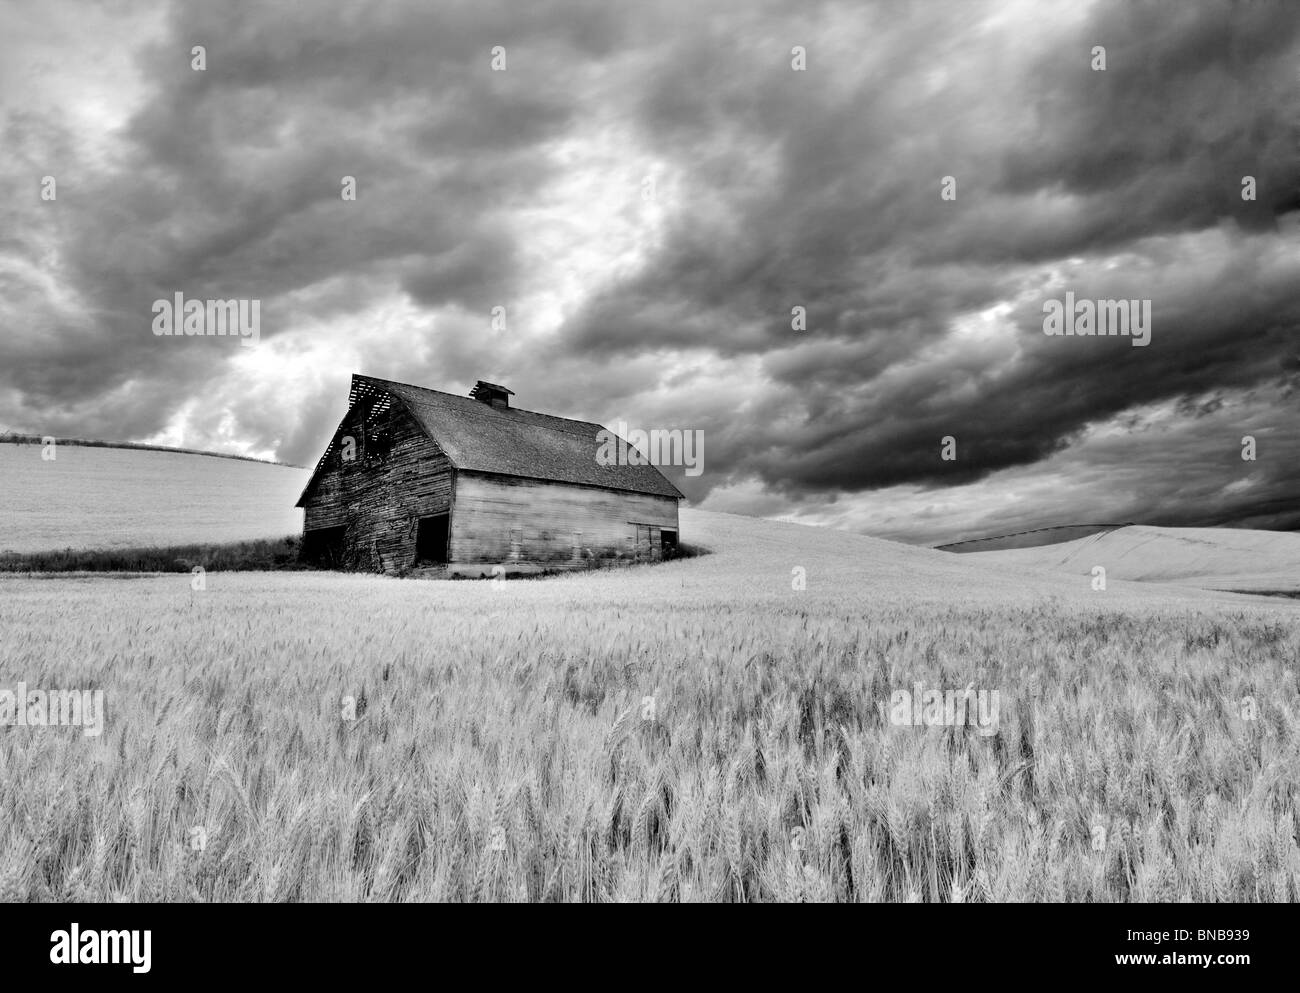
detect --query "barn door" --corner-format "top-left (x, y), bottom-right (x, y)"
top-left (415, 514), bottom-right (449, 563)
top-left (630, 523), bottom-right (663, 560)
top-left (302, 525), bottom-right (347, 568)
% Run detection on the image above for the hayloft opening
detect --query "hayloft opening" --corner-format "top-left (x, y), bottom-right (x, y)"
top-left (416, 513), bottom-right (449, 564)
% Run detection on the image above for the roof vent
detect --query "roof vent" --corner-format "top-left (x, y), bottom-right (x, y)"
top-left (470, 381), bottom-right (514, 408)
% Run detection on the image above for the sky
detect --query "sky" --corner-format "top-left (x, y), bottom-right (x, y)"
top-left (1, 0), bottom-right (1298, 545)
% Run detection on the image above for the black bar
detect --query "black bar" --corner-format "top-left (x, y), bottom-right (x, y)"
top-left (0, 903), bottom-right (1284, 982)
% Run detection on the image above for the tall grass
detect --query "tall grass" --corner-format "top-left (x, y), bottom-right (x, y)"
top-left (0, 568), bottom-right (1296, 902)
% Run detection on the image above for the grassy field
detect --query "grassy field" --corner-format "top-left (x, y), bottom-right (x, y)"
top-left (1, 509), bottom-right (1297, 902)
top-left (0, 443), bottom-right (307, 554)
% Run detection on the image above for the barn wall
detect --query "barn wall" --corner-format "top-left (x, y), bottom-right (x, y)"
top-left (449, 472), bottom-right (679, 567)
top-left (301, 401), bottom-right (453, 571)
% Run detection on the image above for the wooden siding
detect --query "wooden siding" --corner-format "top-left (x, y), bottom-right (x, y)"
top-left (301, 401), bottom-right (453, 570)
top-left (449, 472), bottom-right (679, 567)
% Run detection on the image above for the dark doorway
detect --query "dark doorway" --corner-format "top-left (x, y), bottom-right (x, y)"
top-left (416, 514), bottom-right (449, 564)
top-left (302, 525), bottom-right (347, 568)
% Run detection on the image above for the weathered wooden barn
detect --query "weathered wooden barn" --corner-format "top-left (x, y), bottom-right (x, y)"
top-left (296, 374), bottom-right (683, 574)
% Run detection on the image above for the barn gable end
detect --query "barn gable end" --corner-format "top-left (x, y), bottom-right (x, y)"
top-left (298, 386), bottom-right (454, 571)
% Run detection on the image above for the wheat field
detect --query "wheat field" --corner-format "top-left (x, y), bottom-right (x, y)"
top-left (1, 510), bottom-right (1298, 902)
top-left (0, 443), bottom-right (307, 554)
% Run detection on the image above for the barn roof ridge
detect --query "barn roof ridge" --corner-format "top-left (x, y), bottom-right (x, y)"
top-left (354, 373), bottom-right (602, 430)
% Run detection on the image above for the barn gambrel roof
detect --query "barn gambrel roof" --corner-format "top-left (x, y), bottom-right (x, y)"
top-left (296, 374), bottom-right (685, 506)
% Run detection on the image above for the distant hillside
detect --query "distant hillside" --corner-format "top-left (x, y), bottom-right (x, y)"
top-left (936, 523), bottom-right (1132, 553)
top-left (966, 524), bottom-right (1300, 593)
top-left (666, 512), bottom-right (1262, 607)
top-left (3, 440), bottom-right (1296, 605)
top-left (0, 433), bottom-right (299, 468)
top-left (0, 442), bottom-right (309, 553)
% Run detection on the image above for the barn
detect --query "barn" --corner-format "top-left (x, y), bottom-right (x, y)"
top-left (296, 374), bottom-right (683, 575)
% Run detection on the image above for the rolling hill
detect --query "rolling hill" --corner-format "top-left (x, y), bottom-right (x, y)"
top-left (2, 441), bottom-right (1297, 603)
top-left (934, 523), bottom-right (1130, 553)
top-left (0, 442), bottom-right (308, 553)
top-left (965, 524), bottom-right (1300, 594)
